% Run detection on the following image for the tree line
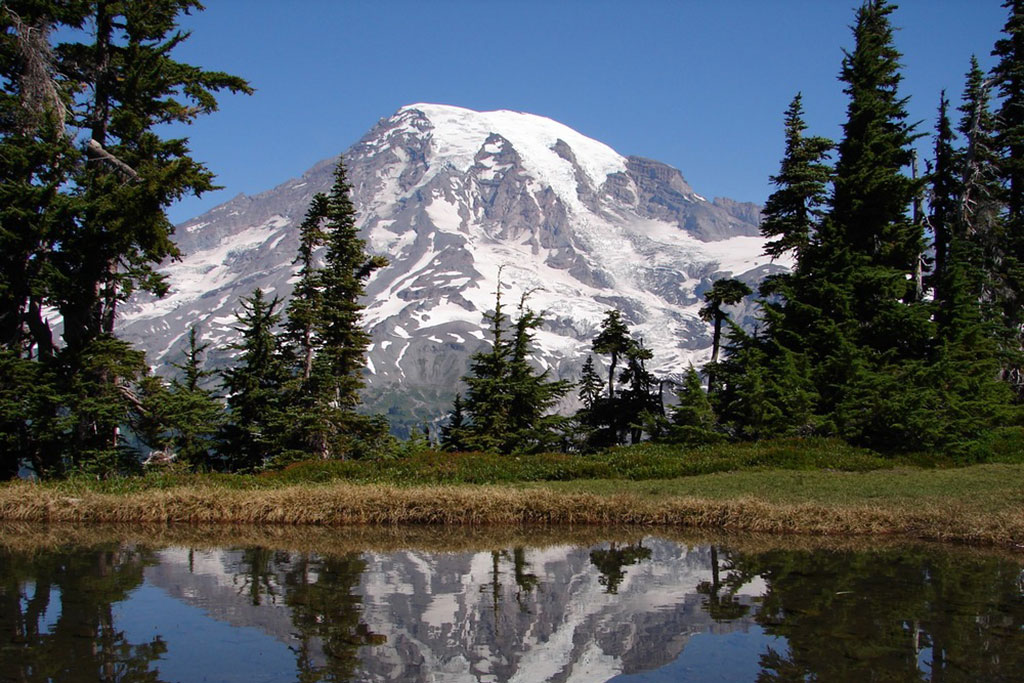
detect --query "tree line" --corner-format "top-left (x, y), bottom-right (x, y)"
top-left (445, 0), bottom-right (1024, 459)
top-left (2, 1), bottom-right (1023, 480)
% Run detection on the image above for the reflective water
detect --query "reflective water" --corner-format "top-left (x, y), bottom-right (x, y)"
top-left (0, 527), bottom-right (1021, 682)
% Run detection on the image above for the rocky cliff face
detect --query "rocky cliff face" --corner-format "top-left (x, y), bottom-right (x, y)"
top-left (118, 104), bottom-right (787, 427)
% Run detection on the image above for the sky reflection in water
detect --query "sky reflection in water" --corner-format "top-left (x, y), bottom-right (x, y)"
top-left (1, 530), bottom-right (1021, 682)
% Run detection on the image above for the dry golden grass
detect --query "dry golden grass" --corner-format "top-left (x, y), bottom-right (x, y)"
top-left (1, 478), bottom-right (1021, 550)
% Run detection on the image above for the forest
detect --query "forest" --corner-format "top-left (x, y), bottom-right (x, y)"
top-left (1, 0), bottom-right (1022, 480)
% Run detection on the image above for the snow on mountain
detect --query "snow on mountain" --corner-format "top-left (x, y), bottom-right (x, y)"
top-left (118, 103), bottom-right (789, 429)
top-left (145, 538), bottom-right (765, 682)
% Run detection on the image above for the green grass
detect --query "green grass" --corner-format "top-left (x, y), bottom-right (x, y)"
top-left (534, 464), bottom-right (1024, 515)
top-left (32, 435), bottom-right (1023, 500)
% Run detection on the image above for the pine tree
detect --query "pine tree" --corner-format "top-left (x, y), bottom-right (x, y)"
top-left (504, 294), bottom-right (571, 452)
top-left (619, 339), bottom-right (662, 444)
top-left (459, 281), bottom-right (569, 454)
top-left (991, 0), bottom-right (1024, 395)
top-left (667, 365), bottom-right (721, 446)
top-left (280, 160), bottom-right (387, 460)
top-left (284, 194), bottom-right (328, 383)
top-left (219, 289), bottom-right (288, 472)
top-left (317, 161), bottom-right (388, 412)
top-left (577, 355), bottom-right (604, 412)
top-left (929, 92), bottom-right (960, 319)
top-left (461, 281), bottom-right (511, 453)
top-left (166, 326), bottom-right (223, 469)
top-left (820, 1), bottom-right (932, 448)
top-left (592, 310), bottom-right (631, 400)
top-left (760, 93), bottom-right (833, 261)
top-left (439, 393), bottom-right (468, 452)
top-left (0, 1), bottom-right (250, 475)
top-left (698, 278), bottom-right (752, 394)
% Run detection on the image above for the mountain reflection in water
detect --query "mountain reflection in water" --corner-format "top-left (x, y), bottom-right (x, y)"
top-left (0, 529), bottom-right (1021, 682)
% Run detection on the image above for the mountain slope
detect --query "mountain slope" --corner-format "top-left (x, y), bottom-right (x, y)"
top-left (119, 104), bottom-right (788, 429)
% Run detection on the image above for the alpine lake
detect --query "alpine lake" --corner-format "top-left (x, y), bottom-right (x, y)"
top-left (1, 524), bottom-right (1021, 682)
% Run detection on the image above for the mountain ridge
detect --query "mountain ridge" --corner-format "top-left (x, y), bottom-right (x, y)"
top-left (119, 103), bottom-right (788, 431)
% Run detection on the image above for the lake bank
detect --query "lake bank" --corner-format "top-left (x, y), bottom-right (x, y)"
top-left (2, 464), bottom-right (1022, 549)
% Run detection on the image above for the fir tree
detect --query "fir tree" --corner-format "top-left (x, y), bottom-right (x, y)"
top-left (280, 160), bottom-right (387, 460)
top-left (991, 0), bottom-right (1024, 395)
top-left (698, 278), bottom-right (751, 394)
top-left (592, 310), bottom-right (631, 400)
top-left (504, 293), bottom-right (571, 452)
top-left (439, 393), bottom-right (468, 452)
top-left (619, 338), bottom-right (661, 444)
top-left (460, 281), bottom-right (511, 453)
top-left (760, 93), bottom-right (833, 261)
top-left (165, 326), bottom-right (223, 469)
top-left (928, 92), bottom-right (960, 319)
top-left (219, 289), bottom-right (288, 472)
top-left (667, 365), bottom-right (720, 446)
top-left (577, 355), bottom-right (604, 412)
top-left (815, 1), bottom-right (930, 447)
top-left (459, 280), bottom-right (569, 454)
top-left (0, 1), bottom-right (250, 475)
top-left (284, 194), bottom-right (329, 382)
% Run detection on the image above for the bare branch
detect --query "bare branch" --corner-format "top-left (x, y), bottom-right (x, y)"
top-left (86, 138), bottom-right (139, 180)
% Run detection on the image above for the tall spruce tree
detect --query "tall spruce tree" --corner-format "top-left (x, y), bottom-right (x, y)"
top-left (822, 1), bottom-right (932, 448)
top-left (592, 310), bottom-right (631, 400)
top-left (457, 279), bottom-right (570, 454)
top-left (280, 160), bottom-right (387, 460)
top-left (219, 289), bottom-right (288, 472)
top-left (439, 393), bottom-right (468, 452)
top-left (992, 0), bottom-right (1024, 396)
top-left (760, 93), bottom-right (833, 261)
top-left (0, 1), bottom-right (250, 476)
top-left (165, 326), bottom-right (223, 469)
top-left (460, 280), bottom-right (511, 453)
top-left (504, 294), bottom-right (571, 452)
top-left (699, 278), bottom-right (751, 394)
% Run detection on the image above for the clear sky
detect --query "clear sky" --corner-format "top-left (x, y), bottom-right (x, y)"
top-left (165, 1), bottom-right (1008, 224)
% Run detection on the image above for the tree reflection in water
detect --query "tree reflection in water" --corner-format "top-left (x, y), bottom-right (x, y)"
top-left (0, 544), bottom-right (166, 682)
top-left (705, 546), bottom-right (1024, 682)
top-left (589, 541), bottom-right (653, 594)
top-left (0, 537), bottom-right (1021, 682)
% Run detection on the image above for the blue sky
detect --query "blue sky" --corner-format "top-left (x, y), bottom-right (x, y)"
top-left (166, 1), bottom-right (1008, 224)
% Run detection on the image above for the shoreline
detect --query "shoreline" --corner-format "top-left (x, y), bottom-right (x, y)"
top-left (2, 476), bottom-right (1022, 551)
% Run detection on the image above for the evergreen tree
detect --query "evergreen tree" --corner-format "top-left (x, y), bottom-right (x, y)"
top-left (504, 293), bottom-right (571, 452)
top-left (667, 365), bottom-right (721, 446)
top-left (0, 1), bottom-right (250, 476)
top-left (317, 161), bottom-right (388, 412)
top-left (284, 194), bottom-right (329, 382)
top-left (577, 355), bottom-right (604, 412)
top-left (928, 92), bottom-right (960, 318)
top-left (592, 309), bottom-right (631, 400)
top-left (460, 281), bottom-right (511, 453)
top-left (165, 326), bottom-right (223, 469)
top-left (458, 281), bottom-right (570, 454)
top-left (760, 93), bottom-right (833, 261)
top-left (618, 338), bottom-right (661, 444)
top-left (280, 160), bottom-right (387, 460)
top-left (698, 278), bottom-right (751, 394)
top-left (439, 393), bottom-right (468, 452)
top-left (812, 1), bottom-right (930, 448)
top-left (991, 0), bottom-right (1024, 395)
top-left (219, 289), bottom-right (288, 471)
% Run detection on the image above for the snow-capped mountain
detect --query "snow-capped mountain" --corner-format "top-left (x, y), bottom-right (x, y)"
top-left (119, 103), bottom-right (788, 426)
top-left (146, 538), bottom-right (765, 681)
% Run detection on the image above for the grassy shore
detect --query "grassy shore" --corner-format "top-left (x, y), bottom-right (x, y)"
top-left (2, 455), bottom-right (1022, 549)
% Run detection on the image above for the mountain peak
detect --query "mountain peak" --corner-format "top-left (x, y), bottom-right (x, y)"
top-left (121, 104), bottom-right (785, 434)
top-left (387, 103), bottom-right (627, 193)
